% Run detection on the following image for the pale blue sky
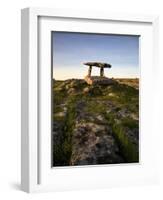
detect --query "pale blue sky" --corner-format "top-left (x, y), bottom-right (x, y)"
top-left (52, 32), bottom-right (139, 80)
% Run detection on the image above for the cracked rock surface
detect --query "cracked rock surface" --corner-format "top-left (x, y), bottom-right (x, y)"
top-left (52, 78), bottom-right (139, 166)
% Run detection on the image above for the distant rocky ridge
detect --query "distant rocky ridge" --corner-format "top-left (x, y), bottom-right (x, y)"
top-left (52, 78), bottom-right (139, 166)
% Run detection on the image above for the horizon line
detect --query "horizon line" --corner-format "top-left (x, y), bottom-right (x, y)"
top-left (53, 77), bottom-right (139, 81)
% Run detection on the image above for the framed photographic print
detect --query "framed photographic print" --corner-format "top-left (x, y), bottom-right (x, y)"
top-left (21, 8), bottom-right (159, 193)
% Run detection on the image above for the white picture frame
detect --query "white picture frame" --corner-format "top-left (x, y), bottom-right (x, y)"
top-left (21, 7), bottom-right (159, 193)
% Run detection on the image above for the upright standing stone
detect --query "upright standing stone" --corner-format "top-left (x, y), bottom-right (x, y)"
top-left (100, 67), bottom-right (104, 77)
top-left (88, 66), bottom-right (92, 77)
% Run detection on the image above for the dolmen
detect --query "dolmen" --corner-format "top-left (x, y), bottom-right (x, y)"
top-left (84, 62), bottom-right (115, 85)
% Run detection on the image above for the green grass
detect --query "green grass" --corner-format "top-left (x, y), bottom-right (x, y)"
top-left (105, 113), bottom-right (139, 162)
top-left (53, 92), bottom-right (78, 166)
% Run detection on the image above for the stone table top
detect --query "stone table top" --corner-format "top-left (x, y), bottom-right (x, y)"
top-left (84, 62), bottom-right (111, 68)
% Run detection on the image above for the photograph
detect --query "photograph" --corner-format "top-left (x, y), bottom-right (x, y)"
top-left (52, 31), bottom-right (139, 167)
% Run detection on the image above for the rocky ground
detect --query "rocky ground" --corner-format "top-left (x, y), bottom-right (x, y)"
top-left (52, 78), bottom-right (139, 166)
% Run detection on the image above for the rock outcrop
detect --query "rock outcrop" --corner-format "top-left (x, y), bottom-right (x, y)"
top-left (52, 78), bottom-right (139, 166)
top-left (84, 75), bottom-right (115, 85)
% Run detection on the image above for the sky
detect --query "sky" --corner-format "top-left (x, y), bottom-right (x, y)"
top-left (52, 32), bottom-right (139, 80)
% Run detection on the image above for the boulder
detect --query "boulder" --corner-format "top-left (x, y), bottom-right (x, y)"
top-left (84, 76), bottom-right (115, 85)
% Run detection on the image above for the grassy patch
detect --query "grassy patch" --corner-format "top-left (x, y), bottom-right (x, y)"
top-left (53, 94), bottom-right (77, 166)
top-left (121, 117), bottom-right (138, 130)
top-left (105, 113), bottom-right (139, 162)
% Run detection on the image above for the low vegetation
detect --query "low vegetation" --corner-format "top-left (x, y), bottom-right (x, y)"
top-left (52, 78), bottom-right (139, 166)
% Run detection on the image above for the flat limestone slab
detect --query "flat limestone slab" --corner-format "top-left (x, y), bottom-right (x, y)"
top-left (84, 76), bottom-right (115, 85)
top-left (84, 62), bottom-right (111, 68)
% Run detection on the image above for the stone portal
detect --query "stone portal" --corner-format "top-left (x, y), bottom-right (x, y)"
top-left (84, 62), bottom-right (113, 85)
top-left (84, 62), bottom-right (111, 77)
